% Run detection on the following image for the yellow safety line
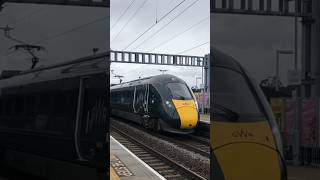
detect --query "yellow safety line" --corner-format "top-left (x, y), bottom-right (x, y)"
top-left (110, 166), bottom-right (121, 180)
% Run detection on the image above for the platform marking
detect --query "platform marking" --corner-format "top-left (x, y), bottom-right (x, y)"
top-left (110, 136), bottom-right (167, 180)
top-left (110, 155), bottom-right (134, 177)
top-left (110, 165), bottom-right (121, 180)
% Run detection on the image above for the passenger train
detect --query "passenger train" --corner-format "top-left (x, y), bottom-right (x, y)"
top-left (210, 48), bottom-right (287, 180)
top-left (0, 52), bottom-right (109, 179)
top-left (110, 74), bottom-right (199, 134)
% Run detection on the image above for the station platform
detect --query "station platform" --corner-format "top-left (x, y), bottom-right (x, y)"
top-left (110, 136), bottom-right (165, 180)
top-left (200, 114), bottom-right (210, 124)
top-left (196, 114), bottom-right (210, 134)
top-left (288, 166), bottom-right (320, 180)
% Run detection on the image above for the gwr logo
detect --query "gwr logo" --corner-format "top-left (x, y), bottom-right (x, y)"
top-left (232, 129), bottom-right (254, 139)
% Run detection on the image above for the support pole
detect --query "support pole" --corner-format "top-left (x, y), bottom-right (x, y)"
top-left (311, 0), bottom-right (320, 97)
top-left (276, 51), bottom-right (280, 91)
top-left (301, 0), bottom-right (312, 98)
top-left (293, 0), bottom-right (313, 166)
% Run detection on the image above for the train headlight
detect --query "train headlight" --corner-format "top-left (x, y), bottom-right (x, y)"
top-left (165, 100), bottom-right (173, 108)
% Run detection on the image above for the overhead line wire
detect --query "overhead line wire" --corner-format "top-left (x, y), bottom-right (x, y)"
top-left (150, 15), bottom-right (209, 52)
top-left (122, 0), bottom-right (187, 50)
top-left (10, 7), bottom-right (47, 27)
top-left (127, 0), bottom-right (200, 51)
top-left (157, 0), bottom-right (187, 23)
top-left (34, 16), bottom-right (107, 44)
top-left (111, 0), bottom-right (150, 43)
top-left (110, 0), bottom-right (136, 31)
top-left (177, 41), bottom-right (209, 55)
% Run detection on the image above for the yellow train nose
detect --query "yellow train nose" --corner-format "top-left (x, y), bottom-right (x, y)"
top-left (172, 100), bottom-right (198, 129)
top-left (211, 121), bottom-right (283, 180)
top-left (214, 143), bottom-right (282, 180)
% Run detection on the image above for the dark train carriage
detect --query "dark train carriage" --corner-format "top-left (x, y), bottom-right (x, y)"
top-left (0, 53), bottom-right (109, 179)
top-left (111, 74), bottom-right (199, 134)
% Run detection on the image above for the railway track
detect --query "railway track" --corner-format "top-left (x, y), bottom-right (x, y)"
top-left (168, 136), bottom-right (210, 158)
top-left (111, 126), bottom-right (207, 180)
top-left (111, 117), bottom-right (210, 158)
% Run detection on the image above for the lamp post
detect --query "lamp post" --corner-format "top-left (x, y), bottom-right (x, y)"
top-left (276, 49), bottom-right (302, 166)
top-left (196, 77), bottom-right (202, 89)
top-left (275, 50), bottom-right (295, 90)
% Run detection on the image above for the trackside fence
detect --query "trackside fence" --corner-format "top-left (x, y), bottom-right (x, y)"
top-left (279, 98), bottom-right (320, 167)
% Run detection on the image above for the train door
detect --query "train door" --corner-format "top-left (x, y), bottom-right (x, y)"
top-left (148, 86), bottom-right (158, 116)
top-left (133, 85), bottom-right (148, 114)
top-left (148, 85), bottom-right (162, 131)
top-left (75, 74), bottom-right (108, 176)
top-left (133, 84), bottom-right (150, 126)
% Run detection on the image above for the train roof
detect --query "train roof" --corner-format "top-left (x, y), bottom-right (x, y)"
top-left (0, 52), bottom-right (109, 89)
top-left (111, 74), bottom-right (186, 90)
top-left (212, 48), bottom-right (243, 72)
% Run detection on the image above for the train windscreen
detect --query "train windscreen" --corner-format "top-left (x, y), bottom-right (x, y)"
top-left (213, 67), bottom-right (265, 121)
top-left (167, 83), bottom-right (193, 100)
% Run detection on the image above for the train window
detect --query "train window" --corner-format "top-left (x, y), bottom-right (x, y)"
top-left (213, 67), bottom-right (264, 120)
top-left (0, 99), bottom-right (3, 126)
top-left (110, 92), bottom-right (115, 103)
top-left (124, 91), bottom-right (128, 103)
top-left (167, 83), bottom-right (193, 100)
top-left (15, 97), bottom-right (22, 116)
top-left (136, 90), bottom-right (144, 105)
top-left (117, 92), bottom-right (121, 103)
top-left (50, 91), bottom-right (73, 133)
top-left (120, 92), bottom-right (125, 103)
top-left (123, 91), bottom-right (128, 104)
top-left (126, 90), bottom-right (133, 104)
top-left (6, 98), bottom-right (13, 116)
top-left (26, 96), bottom-right (35, 116)
top-left (2, 99), bottom-right (7, 116)
top-left (114, 92), bottom-right (120, 103)
top-left (0, 98), bottom-right (2, 116)
top-left (111, 92), bottom-right (115, 102)
top-left (128, 90), bottom-right (133, 103)
top-left (113, 92), bottom-right (117, 103)
top-left (23, 96), bottom-right (33, 129)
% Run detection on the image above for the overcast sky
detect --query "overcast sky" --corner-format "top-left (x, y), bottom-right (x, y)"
top-left (0, 1), bottom-right (300, 88)
top-left (0, 3), bottom-right (108, 70)
top-left (110, 0), bottom-right (210, 87)
top-left (111, 0), bottom-right (300, 87)
top-left (211, 13), bottom-right (302, 86)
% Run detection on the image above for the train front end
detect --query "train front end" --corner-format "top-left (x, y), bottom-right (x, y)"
top-left (210, 51), bottom-right (286, 180)
top-left (157, 75), bottom-right (199, 133)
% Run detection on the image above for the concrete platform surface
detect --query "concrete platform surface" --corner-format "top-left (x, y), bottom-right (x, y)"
top-left (288, 166), bottom-right (320, 180)
top-left (200, 113), bottom-right (210, 124)
top-left (110, 136), bottom-right (165, 180)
